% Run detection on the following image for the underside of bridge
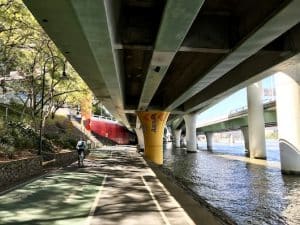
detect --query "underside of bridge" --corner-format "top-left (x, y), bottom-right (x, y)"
top-left (23, 0), bottom-right (300, 128)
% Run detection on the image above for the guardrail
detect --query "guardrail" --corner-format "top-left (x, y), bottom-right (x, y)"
top-left (228, 99), bottom-right (275, 117)
top-left (92, 114), bottom-right (116, 122)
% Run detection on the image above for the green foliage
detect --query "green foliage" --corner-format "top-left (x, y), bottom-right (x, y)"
top-left (0, 0), bottom-right (94, 159)
top-left (44, 115), bottom-right (83, 150)
top-left (0, 143), bottom-right (15, 159)
top-left (0, 0), bottom-right (92, 131)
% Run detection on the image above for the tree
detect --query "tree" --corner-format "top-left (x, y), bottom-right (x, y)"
top-left (0, 0), bottom-right (92, 131)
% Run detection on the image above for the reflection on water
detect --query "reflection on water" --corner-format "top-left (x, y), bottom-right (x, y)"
top-left (197, 140), bottom-right (280, 161)
top-left (163, 141), bottom-right (300, 225)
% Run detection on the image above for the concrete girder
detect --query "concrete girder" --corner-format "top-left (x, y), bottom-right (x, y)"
top-left (23, 0), bottom-right (129, 127)
top-left (184, 22), bottom-right (300, 113)
top-left (137, 0), bottom-right (205, 111)
top-left (166, 0), bottom-right (300, 111)
top-left (186, 48), bottom-right (300, 115)
top-left (23, 0), bottom-right (109, 98)
top-left (70, 0), bottom-right (128, 127)
top-left (170, 117), bottom-right (184, 130)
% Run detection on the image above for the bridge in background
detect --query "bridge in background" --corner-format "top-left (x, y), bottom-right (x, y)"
top-left (196, 100), bottom-right (276, 134)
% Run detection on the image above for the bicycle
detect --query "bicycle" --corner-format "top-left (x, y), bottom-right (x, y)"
top-left (78, 151), bottom-right (84, 168)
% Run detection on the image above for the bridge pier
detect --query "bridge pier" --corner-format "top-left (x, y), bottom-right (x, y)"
top-left (241, 126), bottom-right (250, 157)
top-left (183, 113), bottom-right (198, 153)
top-left (137, 111), bottom-right (169, 165)
top-left (174, 129), bottom-right (182, 148)
top-left (275, 69), bottom-right (300, 174)
top-left (205, 132), bottom-right (213, 151)
top-left (135, 128), bottom-right (144, 151)
top-left (247, 81), bottom-right (266, 159)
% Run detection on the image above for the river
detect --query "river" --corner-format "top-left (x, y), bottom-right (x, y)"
top-left (162, 140), bottom-right (300, 225)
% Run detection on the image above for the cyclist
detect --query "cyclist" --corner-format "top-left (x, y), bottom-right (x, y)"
top-left (76, 138), bottom-right (86, 167)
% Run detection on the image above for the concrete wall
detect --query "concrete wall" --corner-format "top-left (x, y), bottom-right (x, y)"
top-left (0, 150), bottom-right (85, 189)
top-left (43, 150), bottom-right (83, 168)
top-left (0, 156), bottom-right (42, 188)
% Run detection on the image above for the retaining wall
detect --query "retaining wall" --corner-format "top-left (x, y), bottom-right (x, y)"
top-left (0, 156), bottom-right (42, 188)
top-left (0, 150), bottom-right (83, 190)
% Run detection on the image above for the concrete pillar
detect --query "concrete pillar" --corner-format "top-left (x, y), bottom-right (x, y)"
top-left (183, 113), bottom-right (198, 153)
top-left (241, 126), bottom-right (250, 157)
top-left (137, 111), bottom-right (170, 165)
top-left (205, 132), bottom-right (213, 151)
top-left (174, 129), bottom-right (182, 148)
top-left (135, 128), bottom-right (144, 150)
top-left (247, 81), bottom-right (266, 159)
top-left (181, 135), bottom-right (187, 147)
top-left (275, 69), bottom-right (300, 174)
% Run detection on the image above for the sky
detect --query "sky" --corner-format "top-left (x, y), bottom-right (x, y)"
top-left (197, 75), bottom-right (276, 125)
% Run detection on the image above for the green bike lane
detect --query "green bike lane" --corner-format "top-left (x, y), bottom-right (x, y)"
top-left (0, 167), bottom-right (105, 225)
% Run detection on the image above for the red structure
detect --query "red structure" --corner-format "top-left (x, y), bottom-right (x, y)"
top-left (86, 116), bottom-right (134, 145)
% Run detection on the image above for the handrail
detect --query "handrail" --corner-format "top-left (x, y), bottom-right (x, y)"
top-left (228, 99), bottom-right (276, 117)
top-left (92, 114), bottom-right (116, 121)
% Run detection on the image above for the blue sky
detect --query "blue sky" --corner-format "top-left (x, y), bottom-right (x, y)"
top-left (197, 75), bottom-right (275, 124)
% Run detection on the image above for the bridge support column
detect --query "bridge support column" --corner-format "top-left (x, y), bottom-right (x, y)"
top-left (137, 111), bottom-right (170, 165)
top-left (183, 113), bottom-right (198, 153)
top-left (135, 128), bottom-right (144, 151)
top-left (247, 81), bottom-right (266, 159)
top-left (205, 132), bottom-right (213, 151)
top-left (241, 126), bottom-right (250, 157)
top-left (174, 129), bottom-right (182, 148)
top-left (275, 69), bottom-right (300, 174)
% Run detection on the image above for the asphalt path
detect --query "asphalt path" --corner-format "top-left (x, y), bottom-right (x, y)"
top-left (0, 147), bottom-right (218, 225)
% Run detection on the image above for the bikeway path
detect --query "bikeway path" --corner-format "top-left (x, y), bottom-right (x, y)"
top-left (0, 146), bottom-right (221, 225)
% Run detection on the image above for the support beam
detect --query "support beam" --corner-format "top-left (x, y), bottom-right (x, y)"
top-left (174, 129), bottom-right (182, 148)
top-left (166, 1), bottom-right (300, 111)
top-left (135, 128), bottom-right (144, 151)
top-left (183, 113), bottom-right (198, 153)
top-left (275, 68), bottom-right (300, 174)
top-left (241, 126), bottom-right (250, 157)
top-left (137, 111), bottom-right (169, 165)
top-left (138, 0), bottom-right (204, 110)
top-left (247, 82), bottom-right (266, 159)
top-left (72, 0), bottom-right (129, 126)
top-left (205, 132), bottom-right (213, 151)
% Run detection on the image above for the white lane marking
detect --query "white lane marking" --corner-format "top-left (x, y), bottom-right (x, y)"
top-left (110, 151), bottom-right (113, 158)
top-left (141, 176), bottom-right (171, 225)
top-left (85, 174), bottom-right (107, 225)
top-left (150, 176), bottom-right (196, 225)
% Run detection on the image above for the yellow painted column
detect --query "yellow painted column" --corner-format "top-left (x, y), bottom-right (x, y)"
top-left (137, 111), bottom-right (170, 165)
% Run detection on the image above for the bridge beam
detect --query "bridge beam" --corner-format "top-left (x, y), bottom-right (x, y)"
top-left (183, 113), bottom-right (198, 153)
top-left (137, 111), bottom-right (169, 165)
top-left (275, 67), bottom-right (300, 174)
top-left (205, 132), bottom-right (213, 151)
top-left (135, 128), bottom-right (144, 151)
top-left (174, 129), bottom-right (182, 148)
top-left (138, 0), bottom-right (204, 110)
top-left (247, 81), bottom-right (266, 159)
top-left (241, 126), bottom-right (250, 157)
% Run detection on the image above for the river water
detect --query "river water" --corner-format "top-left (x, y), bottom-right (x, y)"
top-left (162, 140), bottom-right (300, 225)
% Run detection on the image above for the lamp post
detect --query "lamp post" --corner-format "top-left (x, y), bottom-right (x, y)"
top-left (38, 56), bottom-right (67, 155)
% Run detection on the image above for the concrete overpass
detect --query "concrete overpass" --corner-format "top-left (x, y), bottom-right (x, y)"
top-left (196, 100), bottom-right (276, 134)
top-left (195, 100), bottom-right (276, 152)
top-left (23, 1), bottom-right (300, 171)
